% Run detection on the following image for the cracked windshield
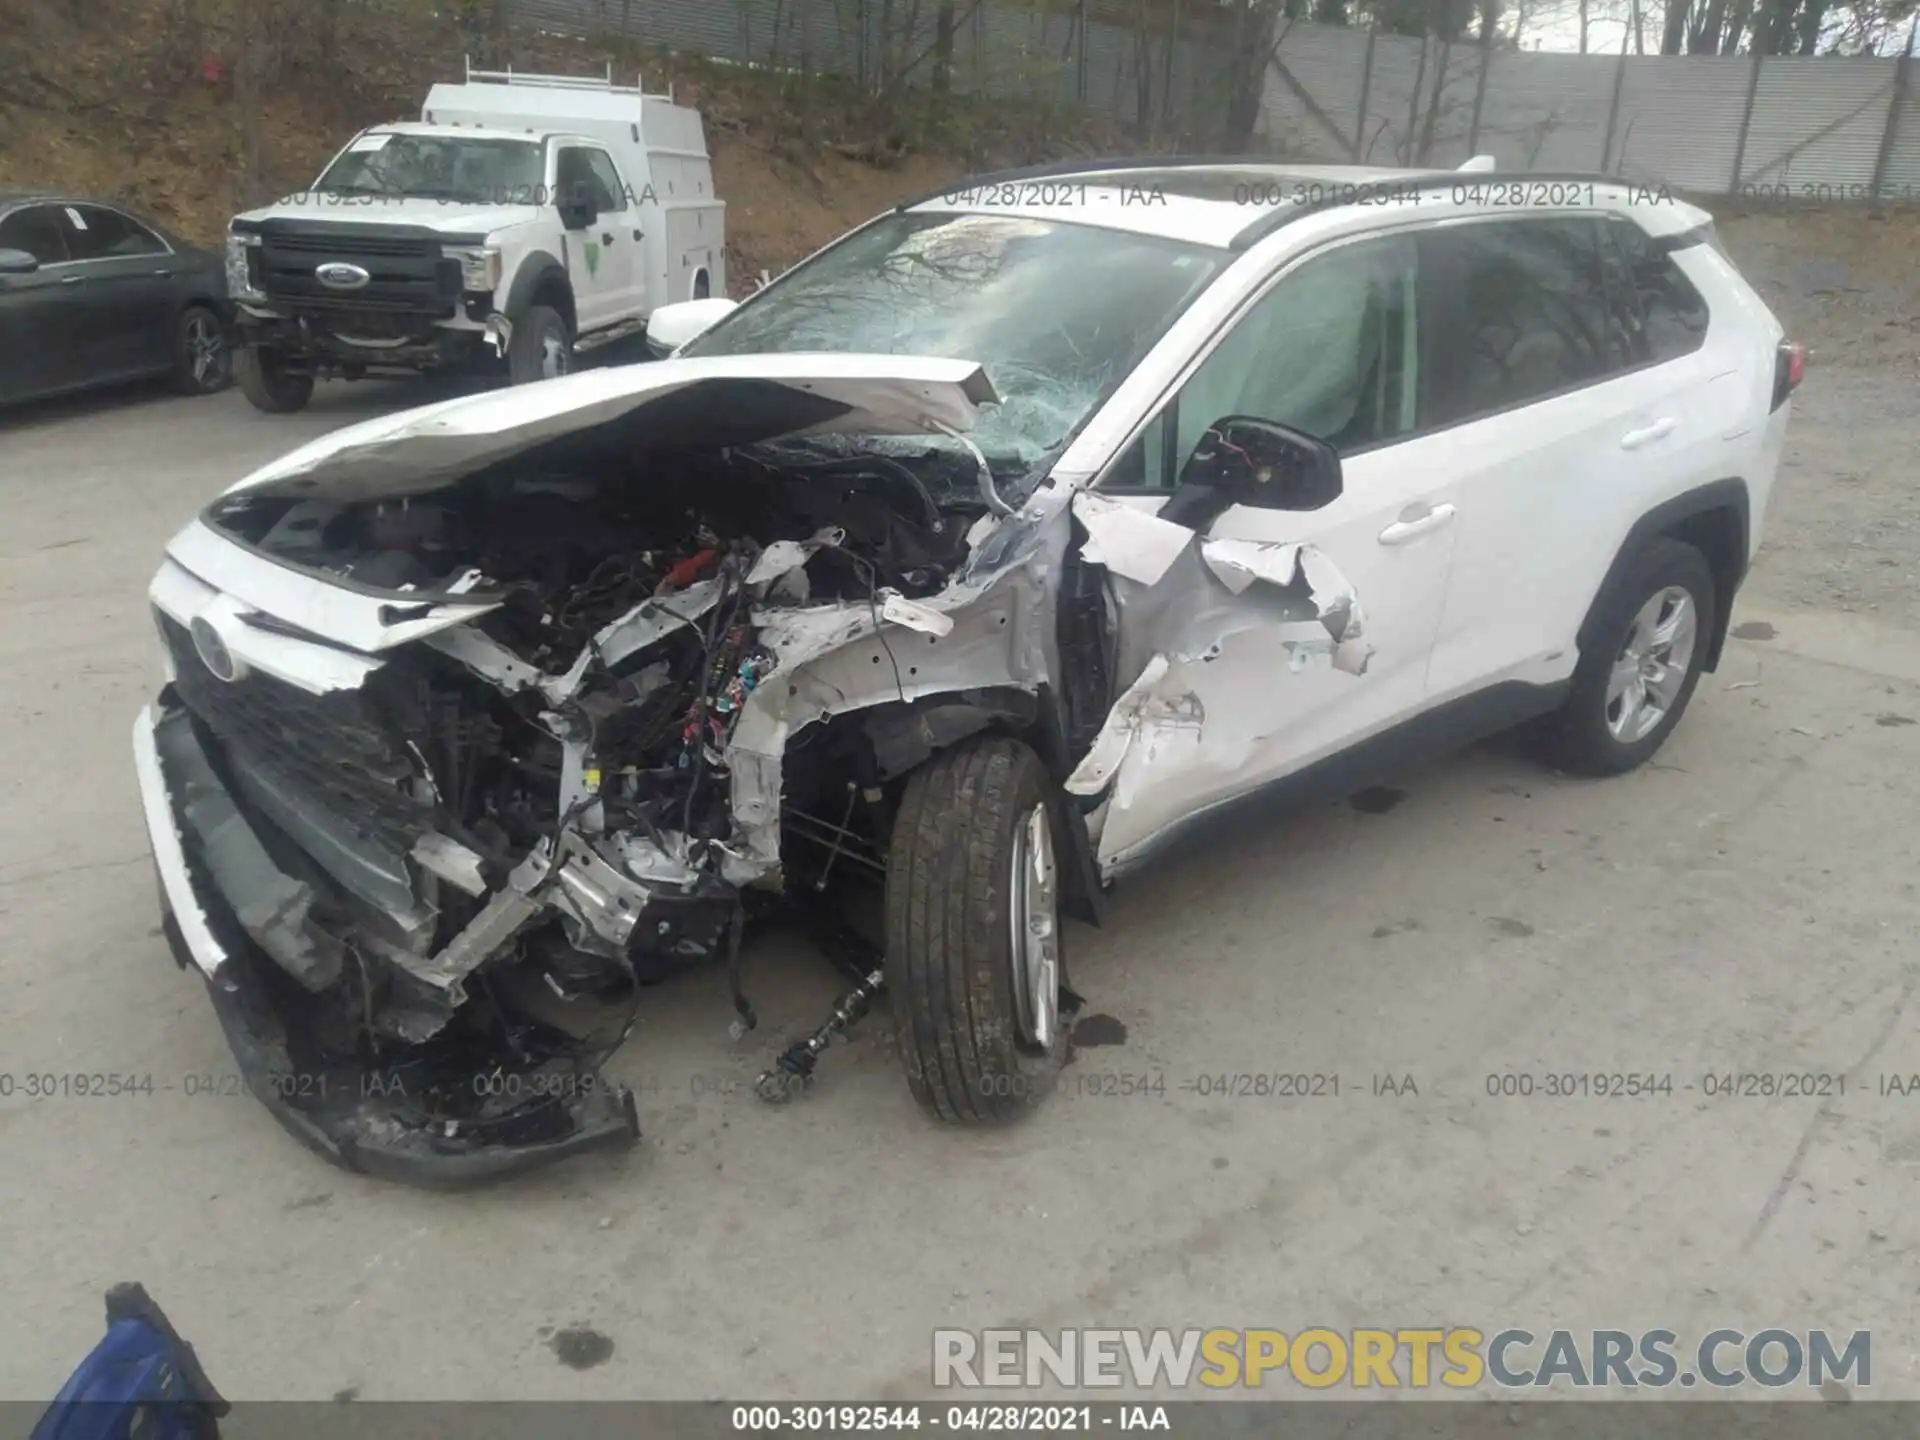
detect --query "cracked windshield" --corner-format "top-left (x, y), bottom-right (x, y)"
top-left (681, 210), bottom-right (1226, 477)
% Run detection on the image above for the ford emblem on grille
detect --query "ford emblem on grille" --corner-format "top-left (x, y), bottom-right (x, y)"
top-left (315, 261), bottom-right (371, 290)
top-left (189, 616), bottom-right (243, 683)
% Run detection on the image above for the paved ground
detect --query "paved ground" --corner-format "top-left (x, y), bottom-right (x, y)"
top-left (1, 361), bottom-right (1917, 1406)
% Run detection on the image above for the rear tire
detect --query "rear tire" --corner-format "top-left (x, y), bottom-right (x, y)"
top-left (507, 304), bottom-right (571, 384)
top-left (234, 345), bottom-right (313, 413)
top-left (171, 305), bottom-right (230, 395)
top-left (1539, 536), bottom-right (1716, 776)
top-left (885, 737), bottom-right (1073, 1124)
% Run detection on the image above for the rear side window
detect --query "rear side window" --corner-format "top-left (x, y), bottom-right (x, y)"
top-left (1418, 217), bottom-right (1620, 428)
top-left (62, 205), bottom-right (167, 260)
top-left (0, 205), bottom-right (71, 263)
top-left (1601, 216), bottom-right (1710, 365)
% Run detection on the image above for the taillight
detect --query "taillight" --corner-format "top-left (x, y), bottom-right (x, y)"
top-left (1771, 341), bottom-right (1806, 410)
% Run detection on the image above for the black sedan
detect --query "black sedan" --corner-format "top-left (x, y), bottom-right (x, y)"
top-left (0, 191), bottom-right (232, 408)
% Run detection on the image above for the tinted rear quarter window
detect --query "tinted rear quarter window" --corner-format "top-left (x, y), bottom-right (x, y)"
top-left (64, 205), bottom-right (167, 260)
top-left (1602, 216), bottom-right (1711, 364)
top-left (1418, 217), bottom-right (1622, 429)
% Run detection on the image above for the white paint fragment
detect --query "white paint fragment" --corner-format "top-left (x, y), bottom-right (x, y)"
top-left (746, 526), bottom-right (845, 586)
top-left (879, 590), bottom-right (955, 637)
top-left (1199, 538), bottom-right (1303, 596)
top-left (1071, 492), bottom-right (1193, 587)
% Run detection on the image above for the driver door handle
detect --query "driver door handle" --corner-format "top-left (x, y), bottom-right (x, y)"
top-left (1378, 502), bottom-right (1456, 546)
top-left (601, 232), bottom-right (615, 245)
top-left (61, 274), bottom-right (85, 286)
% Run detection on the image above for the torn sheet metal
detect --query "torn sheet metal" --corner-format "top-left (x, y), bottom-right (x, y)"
top-left (1064, 654), bottom-right (1172, 797)
top-left (1067, 499), bottom-right (1374, 871)
top-left (1071, 492), bottom-right (1194, 587)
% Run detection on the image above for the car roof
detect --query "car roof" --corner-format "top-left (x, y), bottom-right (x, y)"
top-left (899, 157), bottom-right (1706, 249)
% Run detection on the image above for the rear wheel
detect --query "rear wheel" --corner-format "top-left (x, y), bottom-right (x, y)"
top-left (507, 304), bottom-right (571, 384)
top-left (1539, 536), bottom-right (1716, 776)
top-left (171, 305), bottom-right (230, 395)
top-left (885, 737), bottom-right (1072, 1124)
top-left (234, 345), bottom-right (313, 413)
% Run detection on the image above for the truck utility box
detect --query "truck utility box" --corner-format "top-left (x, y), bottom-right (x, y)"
top-left (224, 61), bottom-right (727, 413)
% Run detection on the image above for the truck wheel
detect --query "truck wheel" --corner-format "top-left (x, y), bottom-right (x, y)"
top-left (508, 305), bottom-right (571, 383)
top-left (1539, 536), bottom-right (1716, 776)
top-left (885, 737), bottom-right (1071, 1124)
top-left (234, 346), bottom-right (314, 413)
top-left (171, 305), bottom-right (231, 396)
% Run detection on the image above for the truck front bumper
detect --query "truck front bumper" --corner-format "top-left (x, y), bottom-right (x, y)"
top-left (133, 697), bottom-right (642, 1188)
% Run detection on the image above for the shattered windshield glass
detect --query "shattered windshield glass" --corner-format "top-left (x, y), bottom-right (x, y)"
top-left (313, 134), bottom-right (543, 204)
top-left (680, 211), bottom-right (1227, 482)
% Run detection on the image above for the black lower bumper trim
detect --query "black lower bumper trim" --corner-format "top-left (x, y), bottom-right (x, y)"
top-left (162, 901), bottom-right (641, 1187)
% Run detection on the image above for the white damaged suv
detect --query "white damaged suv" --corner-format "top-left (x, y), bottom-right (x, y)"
top-left (134, 159), bottom-right (1799, 1183)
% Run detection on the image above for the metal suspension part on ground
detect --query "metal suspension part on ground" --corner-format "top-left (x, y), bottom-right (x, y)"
top-left (754, 968), bottom-right (887, 1104)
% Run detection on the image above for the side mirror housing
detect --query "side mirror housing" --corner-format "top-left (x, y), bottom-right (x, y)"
top-left (1159, 416), bottom-right (1343, 531)
top-left (0, 247), bottom-right (40, 276)
top-left (645, 296), bottom-right (739, 356)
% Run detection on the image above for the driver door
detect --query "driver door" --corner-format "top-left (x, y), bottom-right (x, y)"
top-left (553, 143), bottom-right (637, 333)
top-left (1080, 230), bottom-right (1462, 871)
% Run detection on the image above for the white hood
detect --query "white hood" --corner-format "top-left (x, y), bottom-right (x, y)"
top-left (158, 354), bottom-right (1001, 659)
top-left (236, 196), bottom-right (544, 236)
top-left (228, 352), bottom-right (1001, 503)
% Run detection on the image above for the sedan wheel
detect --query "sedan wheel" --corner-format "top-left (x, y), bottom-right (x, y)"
top-left (173, 305), bottom-right (231, 395)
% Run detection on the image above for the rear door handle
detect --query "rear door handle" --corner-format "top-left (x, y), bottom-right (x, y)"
top-left (152, 268), bottom-right (174, 278)
top-left (1378, 502), bottom-right (1456, 546)
top-left (632, 229), bottom-right (643, 242)
top-left (1620, 417), bottom-right (1676, 450)
top-left (601, 232), bottom-right (615, 246)
top-left (61, 274), bottom-right (85, 286)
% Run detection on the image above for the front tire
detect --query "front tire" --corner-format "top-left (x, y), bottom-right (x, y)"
top-left (171, 305), bottom-right (230, 395)
top-left (885, 737), bottom-right (1072, 1123)
top-left (234, 345), bottom-right (313, 413)
top-left (507, 304), bottom-right (571, 384)
top-left (1540, 536), bottom-right (1716, 776)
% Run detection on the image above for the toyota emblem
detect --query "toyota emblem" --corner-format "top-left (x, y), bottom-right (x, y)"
top-left (315, 261), bottom-right (371, 290)
top-left (189, 616), bottom-right (243, 683)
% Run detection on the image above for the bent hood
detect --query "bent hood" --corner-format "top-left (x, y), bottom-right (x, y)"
top-left (225, 352), bottom-right (1002, 503)
top-left (158, 354), bottom-right (1001, 659)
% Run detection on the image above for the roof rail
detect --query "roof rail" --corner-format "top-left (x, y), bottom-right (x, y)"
top-left (892, 153), bottom-right (1321, 212)
top-left (460, 54), bottom-right (669, 98)
top-left (1227, 169), bottom-right (1659, 250)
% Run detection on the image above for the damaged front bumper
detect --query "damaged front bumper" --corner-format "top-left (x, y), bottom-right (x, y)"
top-left (132, 699), bottom-right (642, 1187)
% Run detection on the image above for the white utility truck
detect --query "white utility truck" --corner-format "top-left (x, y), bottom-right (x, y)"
top-left (224, 62), bottom-right (726, 412)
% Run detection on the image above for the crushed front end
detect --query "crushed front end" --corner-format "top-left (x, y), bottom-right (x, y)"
top-left (132, 357), bottom-right (1031, 1184)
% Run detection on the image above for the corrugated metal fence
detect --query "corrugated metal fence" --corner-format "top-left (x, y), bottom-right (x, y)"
top-left (506, 0), bottom-right (1920, 198)
top-left (1259, 20), bottom-right (1920, 198)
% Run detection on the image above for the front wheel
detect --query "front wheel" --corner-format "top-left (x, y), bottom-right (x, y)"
top-left (234, 345), bottom-right (313, 413)
top-left (1539, 536), bottom-right (1716, 776)
top-left (507, 304), bottom-right (571, 384)
top-left (885, 737), bottom-right (1073, 1123)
